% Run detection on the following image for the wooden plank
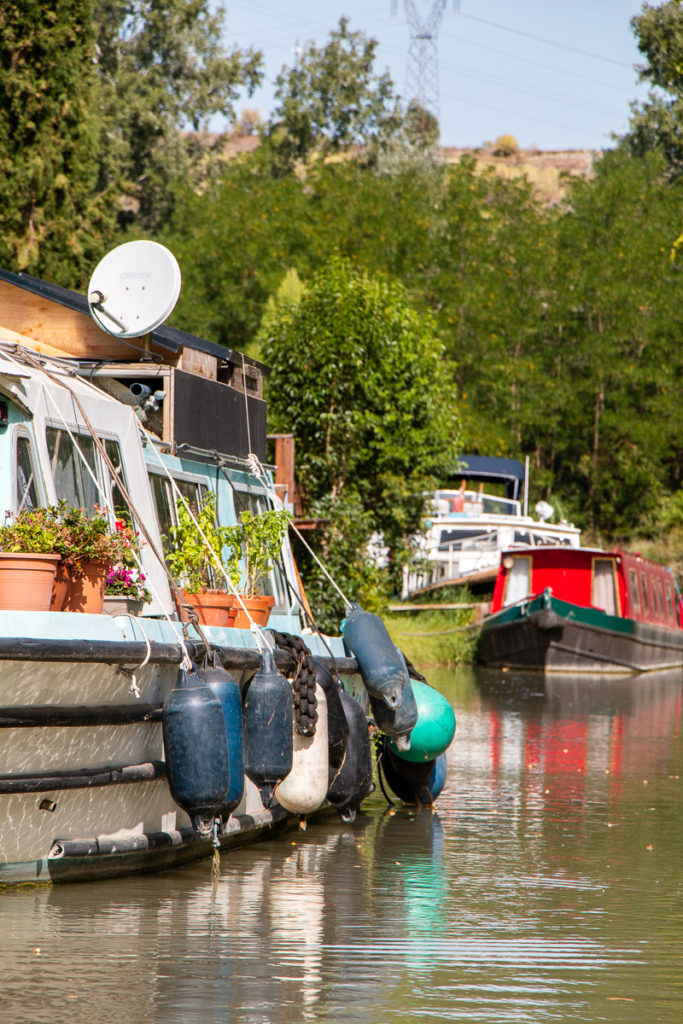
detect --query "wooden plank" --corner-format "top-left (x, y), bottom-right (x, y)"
top-left (0, 324), bottom-right (69, 358)
top-left (178, 348), bottom-right (217, 380)
top-left (0, 280), bottom-right (173, 362)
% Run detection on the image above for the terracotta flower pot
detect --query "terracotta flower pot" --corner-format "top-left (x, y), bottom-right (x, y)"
top-left (176, 589), bottom-right (238, 628)
top-left (232, 594), bottom-right (275, 629)
top-left (62, 560), bottom-right (108, 614)
top-left (50, 562), bottom-right (70, 611)
top-left (0, 552), bottom-right (61, 612)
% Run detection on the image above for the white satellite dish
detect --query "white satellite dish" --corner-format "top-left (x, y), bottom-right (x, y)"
top-left (87, 240), bottom-right (181, 338)
top-left (535, 500), bottom-right (554, 523)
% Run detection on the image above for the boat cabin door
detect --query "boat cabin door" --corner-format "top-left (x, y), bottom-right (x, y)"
top-left (503, 555), bottom-right (531, 606)
top-left (592, 558), bottom-right (619, 615)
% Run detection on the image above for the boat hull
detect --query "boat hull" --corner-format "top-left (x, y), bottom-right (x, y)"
top-left (477, 594), bottom-right (683, 674)
top-left (0, 612), bottom-right (358, 886)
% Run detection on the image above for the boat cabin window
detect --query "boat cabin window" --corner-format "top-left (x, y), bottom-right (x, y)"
top-left (665, 581), bottom-right (674, 618)
top-left (657, 578), bottom-right (665, 617)
top-left (46, 427), bottom-right (99, 510)
top-left (149, 472), bottom-right (206, 541)
top-left (640, 573), bottom-right (650, 615)
top-left (15, 433), bottom-right (40, 513)
top-left (592, 558), bottom-right (618, 615)
top-left (503, 556), bottom-right (531, 607)
top-left (629, 569), bottom-right (640, 611)
top-left (104, 439), bottom-right (133, 525)
top-left (232, 489), bottom-right (288, 606)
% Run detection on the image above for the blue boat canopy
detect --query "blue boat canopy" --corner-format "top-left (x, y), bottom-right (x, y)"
top-left (452, 455), bottom-right (525, 501)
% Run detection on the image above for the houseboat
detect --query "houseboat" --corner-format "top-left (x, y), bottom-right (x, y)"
top-left (401, 456), bottom-right (580, 598)
top-left (477, 545), bottom-right (683, 674)
top-left (0, 245), bottom-right (454, 886)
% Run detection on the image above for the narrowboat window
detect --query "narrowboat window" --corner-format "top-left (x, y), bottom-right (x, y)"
top-left (665, 581), bottom-right (674, 618)
top-left (104, 439), bottom-right (132, 525)
top-left (629, 569), bottom-right (640, 611)
top-left (640, 572), bottom-right (650, 615)
top-left (233, 489), bottom-right (269, 518)
top-left (149, 472), bottom-right (206, 544)
top-left (46, 427), bottom-right (98, 510)
top-left (656, 578), bottom-right (665, 618)
top-left (503, 557), bottom-right (531, 607)
top-left (15, 434), bottom-right (40, 512)
top-left (233, 489), bottom-right (288, 607)
top-left (593, 559), bottom-right (618, 615)
top-left (651, 577), bottom-right (660, 615)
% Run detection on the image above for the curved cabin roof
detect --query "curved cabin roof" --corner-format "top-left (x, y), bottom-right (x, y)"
top-left (453, 455), bottom-right (525, 501)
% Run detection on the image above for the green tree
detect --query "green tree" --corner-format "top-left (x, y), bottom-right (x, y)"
top-left (530, 149), bottom-right (683, 536)
top-left (93, 0), bottom-right (262, 229)
top-left (262, 17), bottom-right (402, 174)
top-left (0, 0), bottom-right (114, 283)
top-left (258, 256), bottom-right (460, 612)
top-left (401, 100), bottom-right (440, 148)
top-left (622, 0), bottom-right (683, 176)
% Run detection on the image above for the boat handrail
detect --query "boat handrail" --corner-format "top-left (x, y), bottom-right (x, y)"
top-left (432, 490), bottom-right (520, 518)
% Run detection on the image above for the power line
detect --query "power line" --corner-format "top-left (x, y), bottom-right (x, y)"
top-left (457, 12), bottom-right (633, 69)
top-left (439, 24), bottom-right (635, 94)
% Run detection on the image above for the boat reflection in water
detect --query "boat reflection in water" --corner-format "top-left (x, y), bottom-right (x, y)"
top-left (4, 669), bottom-right (681, 1023)
top-left (20, 807), bottom-right (447, 1024)
top-left (473, 667), bottom-right (682, 803)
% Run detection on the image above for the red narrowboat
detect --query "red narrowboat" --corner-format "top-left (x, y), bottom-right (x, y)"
top-left (478, 546), bottom-right (683, 674)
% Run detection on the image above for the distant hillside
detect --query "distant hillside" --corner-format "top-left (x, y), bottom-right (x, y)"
top-left (194, 132), bottom-right (595, 203)
top-left (439, 146), bottom-right (596, 203)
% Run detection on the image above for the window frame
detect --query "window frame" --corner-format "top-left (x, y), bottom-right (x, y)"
top-left (13, 426), bottom-right (43, 513)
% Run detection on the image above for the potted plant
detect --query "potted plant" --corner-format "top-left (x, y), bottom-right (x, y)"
top-left (57, 504), bottom-right (136, 614)
top-left (166, 493), bottom-right (237, 627)
top-left (0, 507), bottom-right (63, 612)
top-left (104, 559), bottom-right (152, 618)
top-left (223, 508), bottom-right (292, 628)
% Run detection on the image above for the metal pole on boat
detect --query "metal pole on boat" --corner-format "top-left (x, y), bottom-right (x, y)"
top-left (524, 456), bottom-right (529, 518)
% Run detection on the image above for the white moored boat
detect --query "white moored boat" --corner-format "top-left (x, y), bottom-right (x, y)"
top-left (402, 455), bottom-right (581, 598)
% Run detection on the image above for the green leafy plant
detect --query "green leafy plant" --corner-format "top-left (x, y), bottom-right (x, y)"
top-left (58, 504), bottom-right (135, 579)
top-left (165, 492), bottom-right (234, 594)
top-left (0, 503), bottom-right (137, 582)
top-left (0, 507), bottom-right (63, 554)
top-left (222, 508), bottom-right (292, 598)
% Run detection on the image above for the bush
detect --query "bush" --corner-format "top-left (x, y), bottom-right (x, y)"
top-left (492, 134), bottom-right (518, 157)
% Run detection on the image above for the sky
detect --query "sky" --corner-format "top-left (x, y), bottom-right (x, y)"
top-left (220, 0), bottom-right (652, 151)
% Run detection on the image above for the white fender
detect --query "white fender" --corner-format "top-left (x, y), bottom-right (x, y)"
top-left (275, 685), bottom-right (329, 815)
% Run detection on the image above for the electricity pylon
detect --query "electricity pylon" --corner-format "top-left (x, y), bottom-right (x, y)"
top-left (393, 0), bottom-right (455, 124)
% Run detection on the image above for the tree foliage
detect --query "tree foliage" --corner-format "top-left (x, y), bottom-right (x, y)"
top-left (622, 0), bottom-right (683, 176)
top-left (257, 255), bottom-right (459, 607)
top-left (0, 0), bottom-right (114, 283)
top-left (164, 135), bottom-right (683, 545)
top-left (262, 17), bottom-right (402, 174)
top-left (93, 0), bottom-right (263, 229)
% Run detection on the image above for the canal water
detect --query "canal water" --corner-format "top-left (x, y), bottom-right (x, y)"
top-left (2, 667), bottom-right (681, 1023)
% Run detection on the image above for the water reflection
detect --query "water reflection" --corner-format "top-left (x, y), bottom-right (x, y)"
top-left (476, 666), bottom-right (682, 784)
top-left (1, 667), bottom-right (681, 1023)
